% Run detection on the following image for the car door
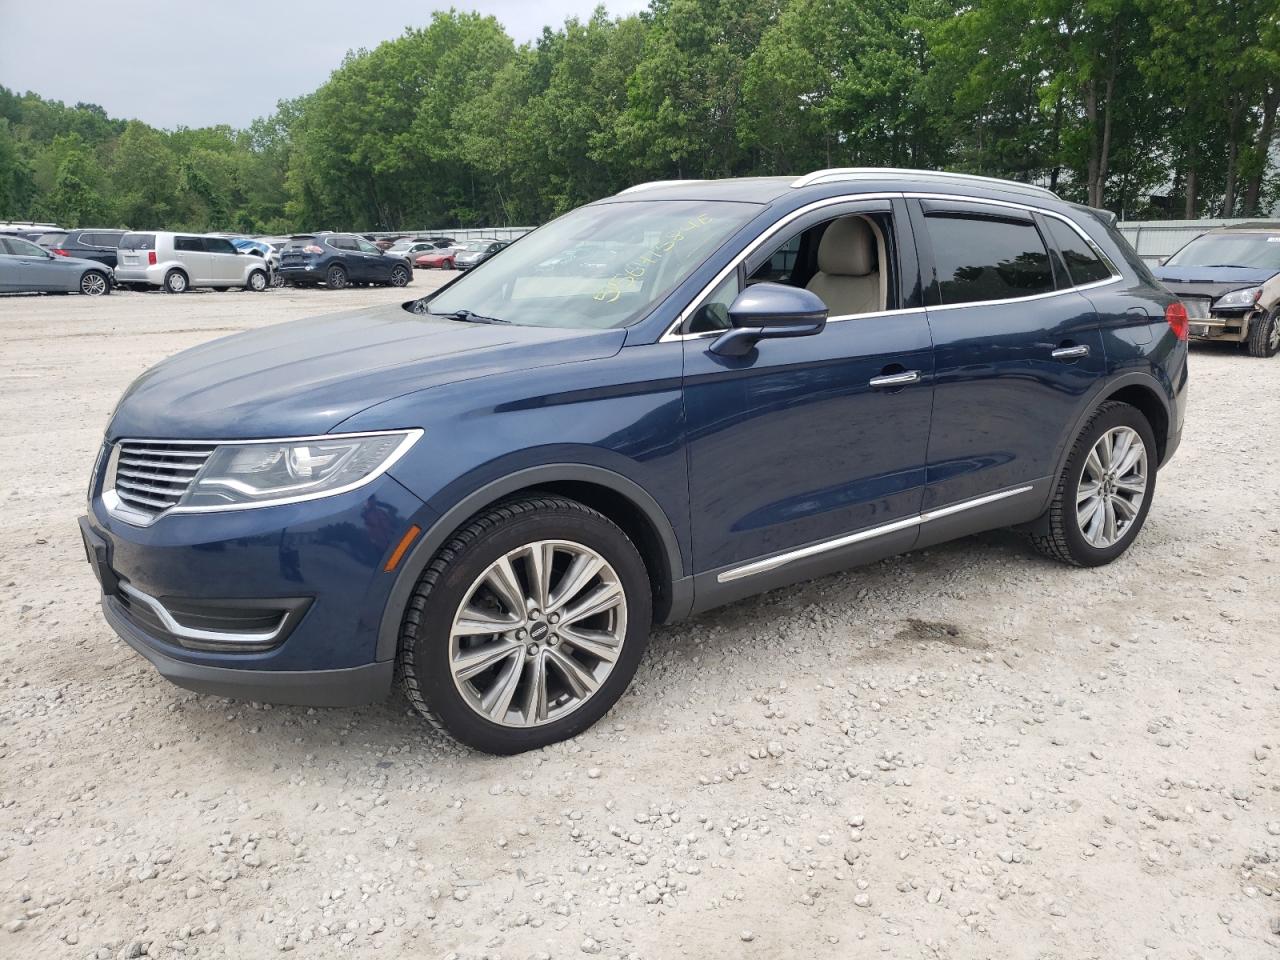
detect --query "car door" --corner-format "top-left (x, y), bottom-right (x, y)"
top-left (909, 198), bottom-right (1106, 526)
top-left (353, 236), bottom-right (388, 280)
top-left (0, 237), bottom-right (32, 290)
top-left (203, 237), bottom-right (244, 283)
top-left (682, 198), bottom-right (935, 598)
top-left (173, 235), bottom-right (213, 284)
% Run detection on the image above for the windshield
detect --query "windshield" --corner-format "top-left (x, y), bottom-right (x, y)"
top-left (1166, 233), bottom-right (1280, 271)
top-left (462, 241), bottom-right (492, 252)
top-left (389, 239), bottom-right (415, 251)
top-left (426, 200), bottom-right (758, 328)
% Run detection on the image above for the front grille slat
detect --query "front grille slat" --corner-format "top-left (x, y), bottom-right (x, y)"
top-left (111, 441), bottom-right (215, 518)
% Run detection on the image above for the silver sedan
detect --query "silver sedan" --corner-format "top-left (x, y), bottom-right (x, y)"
top-left (0, 235), bottom-right (113, 295)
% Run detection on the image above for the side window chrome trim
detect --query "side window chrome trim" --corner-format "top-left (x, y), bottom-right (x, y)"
top-left (666, 306), bottom-right (929, 342)
top-left (658, 193), bottom-right (902, 342)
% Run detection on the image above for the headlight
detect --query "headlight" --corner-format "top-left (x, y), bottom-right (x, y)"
top-left (180, 430), bottom-right (421, 509)
top-left (1213, 287), bottom-right (1262, 309)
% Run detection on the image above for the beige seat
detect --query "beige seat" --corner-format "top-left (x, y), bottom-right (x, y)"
top-left (805, 216), bottom-right (886, 316)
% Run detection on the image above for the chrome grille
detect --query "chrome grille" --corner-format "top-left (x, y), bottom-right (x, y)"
top-left (111, 441), bottom-right (216, 515)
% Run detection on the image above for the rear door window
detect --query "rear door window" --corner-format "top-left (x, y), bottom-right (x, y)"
top-left (1044, 218), bottom-right (1113, 286)
top-left (925, 214), bottom-right (1053, 305)
top-left (174, 236), bottom-right (206, 252)
top-left (204, 237), bottom-right (237, 255)
top-left (119, 233), bottom-right (156, 250)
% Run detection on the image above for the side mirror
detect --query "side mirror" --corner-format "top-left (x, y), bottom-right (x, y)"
top-left (710, 282), bottom-right (828, 357)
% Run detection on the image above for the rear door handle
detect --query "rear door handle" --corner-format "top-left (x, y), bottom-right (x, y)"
top-left (869, 370), bottom-right (921, 388)
top-left (1051, 345), bottom-right (1090, 359)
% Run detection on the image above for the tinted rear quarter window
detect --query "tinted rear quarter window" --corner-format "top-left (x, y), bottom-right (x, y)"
top-left (1044, 218), bottom-right (1112, 285)
top-left (120, 233), bottom-right (156, 250)
top-left (926, 215), bottom-right (1053, 305)
top-left (36, 233), bottom-right (67, 246)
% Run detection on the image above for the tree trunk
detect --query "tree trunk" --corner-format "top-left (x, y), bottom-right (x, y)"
top-left (1049, 89), bottom-right (1064, 192)
top-left (1085, 79), bottom-right (1100, 207)
top-left (1243, 87), bottom-right (1279, 216)
top-left (1184, 159), bottom-right (1198, 219)
top-left (1223, 94), bottom-right (1243, 216)
top-left (1097, 71), bottom-right (1115, 208)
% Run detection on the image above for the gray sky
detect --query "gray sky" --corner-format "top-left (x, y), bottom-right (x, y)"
top-left (0, 0), bottom-right (649, 130)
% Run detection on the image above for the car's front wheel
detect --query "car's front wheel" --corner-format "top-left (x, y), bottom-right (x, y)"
top-left (1031, 401), bottom-right (1157, 566)
top-left (1246, 309), bottom-right (1280, 358)
top-left (246, 269), bottom-right (268, 292)
top-left (79, 270), bottom-right (110, 296)
top-left (397, 495), bottom-right (652, 754)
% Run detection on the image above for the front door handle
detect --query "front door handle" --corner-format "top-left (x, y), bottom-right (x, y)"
top-left (1051, 344), bottom-right (1090, 360)
top-left (869, 370), bottom-right (921, 388)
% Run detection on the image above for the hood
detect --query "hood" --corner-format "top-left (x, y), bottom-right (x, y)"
top-left (108, 302), bottom-right (625, 440)
top-left (1152, 264), bottom-right (1277, 287)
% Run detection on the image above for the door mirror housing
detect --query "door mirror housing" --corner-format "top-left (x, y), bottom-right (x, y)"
top-left (709, 282), bottom-right (828, 357)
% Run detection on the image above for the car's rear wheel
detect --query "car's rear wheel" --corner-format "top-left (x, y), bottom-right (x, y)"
top-left (1031, 401), bottom-right (1157, 566)
top-left (163, 270), bottom-right (188, 294)
top-left (246, 269), bottom-right (268, 292)
top-left (397, 495), bottom-right (652, 754)
top-left (79, 270), bottom-right (109, 296)
top-left (1246, 309), bottom-right (1280, 358)
top-left (325, 265), bottom-right (348, 289)
top-left (389, 264), bottom-right (410, 287)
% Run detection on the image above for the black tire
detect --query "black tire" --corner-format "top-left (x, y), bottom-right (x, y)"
top-left (163, 269), bottom-right (188, 294)
top-left (397, 495), bottom-right (652, 754)
top-left (1031, 401), bottom-right (1157, 567)
top-left (213, 286), bottom-right (230, 292)
top-left (389, 264), bottom-right (411, 287)
top-left (325, 264), bottom-right (348, 289)
top-left (79, 270), bottom-right (110, 296)
top-left (1246, 309), bottom-right (1279, 358)
top-left (245, 269), bottom-right (268, 292)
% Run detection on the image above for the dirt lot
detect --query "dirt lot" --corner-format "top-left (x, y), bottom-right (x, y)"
top-left (1, 284), bottom-right (1278, 960)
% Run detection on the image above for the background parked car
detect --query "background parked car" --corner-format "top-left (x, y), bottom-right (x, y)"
top-left (38, 228), bottom-right (128, 271)
top-left (453, 238), bottom-right (508, 271)
top-left (277, 232), bottom-right (413, 289)
top-left (1151, 225), bottom-right (1280, 357)
top-left (0, 234), bottom-right (112, 295)
top-left (415, 248), bottom-right (459, 269)
top-left (114, 232), bottom-right (272, 293)
top-left (386, 237), bottom-right (445, 265)
top-left (0, 221), bottom-right (64, 243)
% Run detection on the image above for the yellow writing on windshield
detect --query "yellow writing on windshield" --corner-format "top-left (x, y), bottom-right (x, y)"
top-left (594, 213), bottom-right (714, 303)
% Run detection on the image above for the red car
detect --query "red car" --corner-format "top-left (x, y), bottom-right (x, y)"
top-left (415, 250), bottom-right (456, 269)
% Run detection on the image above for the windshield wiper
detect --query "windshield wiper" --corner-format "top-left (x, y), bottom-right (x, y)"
top-left (437, 309), bottom-right (510, 325)
top-left (1199, 263), bottom-right (1251, 269)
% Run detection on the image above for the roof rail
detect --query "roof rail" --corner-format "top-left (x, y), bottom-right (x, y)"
top-left (617, 179), bottom-right (706, 195)
top-left (791, 167), bottom-right (1058, 199)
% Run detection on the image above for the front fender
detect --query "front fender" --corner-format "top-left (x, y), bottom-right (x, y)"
top-left (373, 461), bottom-right (685, 661)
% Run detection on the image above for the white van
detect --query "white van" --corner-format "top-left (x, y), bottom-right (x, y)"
top-left (115, 232), bottom-right (271, 293)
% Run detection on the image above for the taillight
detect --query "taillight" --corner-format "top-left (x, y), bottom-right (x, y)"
top-left (147, 251), bottom-right (157, 266)
top-left (52, 248), bottom-right (68, 256)
top-left (304, 244), bottom-right (323, 255)
top-left (1165, 301), bottom-right (1189, 341)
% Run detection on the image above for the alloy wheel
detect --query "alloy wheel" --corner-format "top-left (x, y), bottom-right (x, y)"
top-left (80, 272), bottom-right (107, 296)
top-left (448, 540), bottom-right (627, 728)
top-left (1076, 426), bottom-right (1148, 548)
top-left (391, 267), bottom-right (409, 287)
top-left (327, 266), bottom-right (347, 289)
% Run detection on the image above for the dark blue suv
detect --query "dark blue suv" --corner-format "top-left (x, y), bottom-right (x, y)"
top-left (80, 169), bottom-right (1188, 754)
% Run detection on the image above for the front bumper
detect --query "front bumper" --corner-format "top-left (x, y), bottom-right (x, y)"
top-left (81, 470), bottom-right (431, 705)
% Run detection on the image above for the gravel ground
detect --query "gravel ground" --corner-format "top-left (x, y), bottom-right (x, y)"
top-left (2, 284), bottom-right (1278, 960)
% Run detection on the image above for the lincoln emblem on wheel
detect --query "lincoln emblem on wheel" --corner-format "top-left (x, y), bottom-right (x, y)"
top-left (80, 168), bottom-right (1188, 754)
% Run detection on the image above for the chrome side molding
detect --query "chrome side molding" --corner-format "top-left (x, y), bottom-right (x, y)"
top-left (716, 485), bottom-right (1035, 583)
